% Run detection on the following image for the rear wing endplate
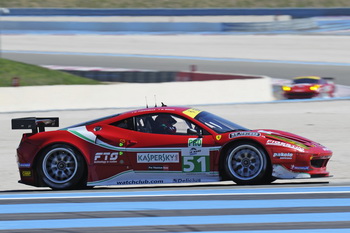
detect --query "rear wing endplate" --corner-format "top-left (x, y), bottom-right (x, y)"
top-left (12, 117), bottom-right (59, 134)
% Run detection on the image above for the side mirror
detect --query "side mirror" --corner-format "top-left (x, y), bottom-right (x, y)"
top-left (187, 128), bottom-right (203, 138)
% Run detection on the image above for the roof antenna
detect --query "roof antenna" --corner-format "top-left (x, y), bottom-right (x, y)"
top-left (154, 95), bottom-right (157, 107)
top-left (161, 102), bottom-right (167, 107)
top-left (145, 96), bottom-right (148, 108)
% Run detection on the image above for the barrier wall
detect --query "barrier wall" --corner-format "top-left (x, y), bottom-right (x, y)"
top-left (175, 72), bottom-right (261, 81)
top-left (0, 77), bottom-right (274, 112)
top-left (4, 8), bottom-right (350, 18)
top-left (1, 18), bottom-right (317, 33)
top-left (65, 70), bottom-right (177, 83)
top-left (222, 18), bottom-right (317, 31)
top-left (1, 21), bottom-right (222, 33)
top-left (57, 68), bottom-right (262, 83)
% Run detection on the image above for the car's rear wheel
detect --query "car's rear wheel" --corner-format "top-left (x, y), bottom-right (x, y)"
top-left (37, 144), bottom-right (86, 190)
top-left (224, 142), bottom-right (268, 185)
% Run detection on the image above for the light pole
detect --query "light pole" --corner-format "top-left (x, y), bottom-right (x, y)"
top-left (0, 8), bottom-right (10, 58)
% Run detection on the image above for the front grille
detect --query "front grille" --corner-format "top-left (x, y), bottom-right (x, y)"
top-left (286, 92), bottom-right (315, 99)
top-left (311, 159), bottom-right (328, 168)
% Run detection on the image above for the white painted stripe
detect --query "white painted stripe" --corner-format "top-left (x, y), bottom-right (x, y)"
top-left (1, 186), bottom-right (350, 200)
top-left (1, 198), bottom-right (350, 214)
top-left (1, 212), bottom-right (350, 230)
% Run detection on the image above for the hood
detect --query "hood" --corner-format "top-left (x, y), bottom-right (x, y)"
top-left (291, 83), bottom-right (313, 87)
top-left (252, 129), bottom-right (318, 148)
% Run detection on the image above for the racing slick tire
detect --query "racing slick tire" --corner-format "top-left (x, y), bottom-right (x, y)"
top-left (224, 142), bottom-right (269, 185)
top-left (37, 144), bottom-right (86, 190)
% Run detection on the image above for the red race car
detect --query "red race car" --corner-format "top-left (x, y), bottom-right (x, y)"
top-left (282, 76), bottom-right (335, 99)
top-left (12, 106), bottom-right (332, 190)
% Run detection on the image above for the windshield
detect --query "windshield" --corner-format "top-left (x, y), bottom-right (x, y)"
top-left (293, 78), bottom-right (319, 84)
top-left (195, 111), bottom-right (249, 134)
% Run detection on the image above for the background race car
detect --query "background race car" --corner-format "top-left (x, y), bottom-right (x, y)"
top-left (282, 76), bottom-right (335, 99)
top-left (12, 106), bottom-right (332, 190)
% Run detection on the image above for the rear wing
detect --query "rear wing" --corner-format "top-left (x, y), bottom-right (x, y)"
top-left (12, 117), bottom-right (59, 134)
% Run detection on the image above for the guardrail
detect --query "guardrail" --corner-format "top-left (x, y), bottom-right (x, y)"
top-left (4, 8), bottom-right (350, 18)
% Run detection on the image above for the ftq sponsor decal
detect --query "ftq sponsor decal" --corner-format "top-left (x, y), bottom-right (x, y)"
top-left (137, 153), bottom-right (179, 163)
top-left (94, 152), bottom-right (119, 164)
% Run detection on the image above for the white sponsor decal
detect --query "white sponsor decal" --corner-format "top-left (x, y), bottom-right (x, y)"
top-left (137, 153), bottom-right (179, 163)
top-left (173, 178), bottom-right (201, 183)
top-left (273, 153), bottom-right (293, 159)
top-left (258, 130), bottom-right (274, 134)
top-left (94, 152), bottom-right (119, 164)
top-left (229, 132), bottom-right (261, 138)
top-left (148, 165), bottom-right (169, 171)
top-left (266, 140), bottom-right (305, 152)
top-left (291, 165), bottom-right (310, 170)
top-left (182, 147), bottom-right (210, 156)
top-left (116, 179), bottom-right (164, 185)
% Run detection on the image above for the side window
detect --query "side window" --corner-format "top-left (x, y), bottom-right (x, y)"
top-left (111, 114), bottom-right (206, 136)
top-left (135, 115), bottom-right (154, 133)
top-left (135, 113), bottom-right (204, 135)
top-left (111, 118), bottom-right (134, 130)
top-left (169, 115), bottom-right (204, 135)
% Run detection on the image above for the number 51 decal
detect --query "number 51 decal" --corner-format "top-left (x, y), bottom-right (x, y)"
top-left (182, 156), bottom-right (210, 172)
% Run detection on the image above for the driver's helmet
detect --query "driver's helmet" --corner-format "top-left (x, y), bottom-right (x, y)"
top-left (154, 114), bottom-right (177, 134)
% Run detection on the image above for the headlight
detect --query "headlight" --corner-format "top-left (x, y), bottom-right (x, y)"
top-left (310, 85), bottom-right (320, 91)
top-left (282, 86), bottom-right (291, 91)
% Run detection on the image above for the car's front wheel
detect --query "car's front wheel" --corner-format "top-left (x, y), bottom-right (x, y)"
top-left (224, 142), bottom-right (268, 185)
top-left (37, 144), bottom-right (86, 190)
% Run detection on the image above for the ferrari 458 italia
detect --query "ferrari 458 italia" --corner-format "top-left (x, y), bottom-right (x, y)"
top-left (282, 76), bottom-right (335, 99)
top-left (12, 106), bottom-right (332, 190)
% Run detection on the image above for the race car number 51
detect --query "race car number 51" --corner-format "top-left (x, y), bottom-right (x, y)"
top-left (183, 156), bottom-right (210, 172)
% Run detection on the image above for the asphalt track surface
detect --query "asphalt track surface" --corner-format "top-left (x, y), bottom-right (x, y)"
top-left (1, 185), bottom-right (350, 232)
top-left (3, 52), bottom-right (350, 86)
